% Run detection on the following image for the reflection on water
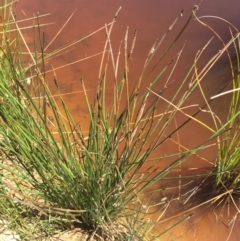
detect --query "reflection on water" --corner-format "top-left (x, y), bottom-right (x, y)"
top-left (16, 0), bottom-right (240, 240)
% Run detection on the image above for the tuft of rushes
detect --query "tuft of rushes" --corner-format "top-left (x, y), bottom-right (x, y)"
top-left (213, 32), bottom-right (240, 197)
top-left (1, 1), bottom-right (239, 240)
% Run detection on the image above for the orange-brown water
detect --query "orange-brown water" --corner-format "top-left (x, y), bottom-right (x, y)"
top-left (16, 0), bottom-right (240, 240)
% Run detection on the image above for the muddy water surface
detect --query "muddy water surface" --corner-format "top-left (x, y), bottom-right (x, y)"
top-left (16, 0), bottom-right (240, 240)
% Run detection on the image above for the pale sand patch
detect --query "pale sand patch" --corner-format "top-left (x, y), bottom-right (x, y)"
top-left (0, 218), bottom-right (98, 241)
top-left (42, 229), bottom-right (93, 241)
top-left (0, 220), bottom-right (20, 241)
top-left (0, 233), bottom-right (20, 241)
top-left (0, 227), bottom-right (96, 241)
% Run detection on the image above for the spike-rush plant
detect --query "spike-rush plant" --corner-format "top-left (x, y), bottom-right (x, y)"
top-left (0, 1), bottom-right (239, 240)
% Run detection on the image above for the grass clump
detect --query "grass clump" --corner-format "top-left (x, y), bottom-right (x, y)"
top-left (191, 13), bottom-right (240, 203)
top-left (0, 2), bottom-right (202, 239)
top-left (212, 32), bottom-right (240, 196)
top-left (0, 1), bottom-right (239, 240)
top-left (169, 16), bottom-right (240, 235)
